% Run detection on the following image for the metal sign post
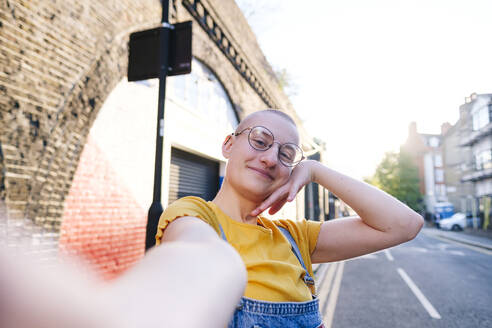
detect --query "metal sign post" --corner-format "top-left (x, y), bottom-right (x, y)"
top-left (127, 0), bottom-right (192, 251)
top-left (146, 0), bottom-right (170, 251)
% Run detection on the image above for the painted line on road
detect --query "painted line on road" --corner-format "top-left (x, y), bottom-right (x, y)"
top-left (315, 263), bottom-right (330, 290)
top-left (318, 262), bottom-right (338, 312)
top-left (427, 234), bottom-right (492, 256)
top-left (384, 249), bottom-right (394, 261)
top-left (323, 261), bottom-right (345, 328)
top-left (397, 268), bottom-right (441, 319)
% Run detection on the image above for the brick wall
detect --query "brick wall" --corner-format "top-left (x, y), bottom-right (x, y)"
top-left (59, 136), bottom-right (146, 279)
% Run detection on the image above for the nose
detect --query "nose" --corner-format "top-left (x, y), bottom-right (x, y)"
top-left (259, 143), bottom-right (280, 167)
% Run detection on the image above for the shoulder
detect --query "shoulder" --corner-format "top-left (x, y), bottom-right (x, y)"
top-left (272, 218), bottom-right (323, 255)
top-left (167, 196), bottom-right (211, 208)
top-left (162, 196), bottom-right (217, 222)
top-left (156, 197), bottom-right (220, 245)
top-left (273, 218), bottom-right (323, 235)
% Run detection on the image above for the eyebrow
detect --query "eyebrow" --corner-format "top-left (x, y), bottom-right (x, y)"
top-left (248, 125), bottom-right (299, 145)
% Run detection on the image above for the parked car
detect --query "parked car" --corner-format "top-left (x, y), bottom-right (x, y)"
top-left (438, 212), bottom-right (466, 231)
top-left (466, 212), bottom-right (482, 228)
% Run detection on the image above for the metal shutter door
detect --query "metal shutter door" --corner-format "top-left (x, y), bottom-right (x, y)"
top-left (168, 147), bottom-right (219, 205)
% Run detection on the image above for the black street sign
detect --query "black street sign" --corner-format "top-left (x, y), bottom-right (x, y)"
top-left (128, 21), bottom-right (192, 81)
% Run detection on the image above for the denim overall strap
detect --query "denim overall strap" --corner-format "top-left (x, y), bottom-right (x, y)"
top-left (278, 227), bottom-right (316, 288)
top-left (218, 221), bottom-right (228, 241)
top-left (217, 222), bottom-right (315, 288)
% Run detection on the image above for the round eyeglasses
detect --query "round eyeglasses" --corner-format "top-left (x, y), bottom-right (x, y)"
top-left (232, 126), bottom-right (305, 167)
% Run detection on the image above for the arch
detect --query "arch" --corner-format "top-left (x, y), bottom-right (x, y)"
top-left (191, 57), bottom-right (241, 124)
top-left (168, 57), bottom-right (240, 128)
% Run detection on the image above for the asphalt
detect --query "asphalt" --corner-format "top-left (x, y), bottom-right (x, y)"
top-left (332, 232), bottom-right (492, 328)
top-left (312, 228), bottom-right (492, 327)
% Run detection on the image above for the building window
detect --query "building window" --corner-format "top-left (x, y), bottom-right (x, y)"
top-left (435, 169), bottom-right (444, 183)
top-left (475, 149), bottom-right (492, 170)
top-left (446, 185), bottom-right (457, 193)
top-left (472, 104), bottom-right (491, 131)
top-left (434, 154), bottom-right (443, 167)
top-left (436, 184), bottom-right (446, 196)
top-left (168, 58), bottom-right (238, 128)
top-left (428, 137), bottom-right (440, 148)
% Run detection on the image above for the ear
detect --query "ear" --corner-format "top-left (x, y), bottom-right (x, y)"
top-left (222, 134), bottom-right (233, 159)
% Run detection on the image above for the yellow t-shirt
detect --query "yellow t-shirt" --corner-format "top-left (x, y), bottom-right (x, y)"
top-left (155, 196), bottom-right (323, 302)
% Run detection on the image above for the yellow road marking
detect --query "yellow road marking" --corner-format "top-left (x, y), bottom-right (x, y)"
top-left (323, 261), bottom-right (345, 328)
top-left (317, 262), bottom-right (338, 312)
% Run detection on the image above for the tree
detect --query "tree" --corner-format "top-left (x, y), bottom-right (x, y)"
top-left (366, 150), bottom-right (422, 212)
top-left (273, 66), bottom-right (298, 99)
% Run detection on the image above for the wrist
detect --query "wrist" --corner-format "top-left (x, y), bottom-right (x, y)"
top-left (308, 160), bottom-right (323, 184)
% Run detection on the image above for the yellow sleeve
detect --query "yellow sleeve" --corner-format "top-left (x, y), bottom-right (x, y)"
top-left (155, 196), bottom-right (220, 246)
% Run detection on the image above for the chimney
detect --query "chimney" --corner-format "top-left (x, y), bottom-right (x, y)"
top-left (408, 121), bottom-right (417, 136)
top-left (459, 103), bottom-right (468, 120)
top-left (441, 122), bottom-right (452, 136)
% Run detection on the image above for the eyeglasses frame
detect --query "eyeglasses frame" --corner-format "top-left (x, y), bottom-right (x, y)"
top-left (231, 126), bottom-right (305, 167)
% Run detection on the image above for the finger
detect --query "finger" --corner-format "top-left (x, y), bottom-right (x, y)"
top-left (268, 197), bottom-right (288, 215)
top-left (251, 186), bottom-right (289, 216)
top-left (287, 183), bottom-right (301, 202)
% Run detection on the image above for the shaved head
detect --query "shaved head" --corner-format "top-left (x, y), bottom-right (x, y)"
top-left (236, 109), bottom-right (297, 133)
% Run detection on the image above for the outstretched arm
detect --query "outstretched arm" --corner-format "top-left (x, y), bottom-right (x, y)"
top-left (0, 218), bottom-right (246, 328)
top-left (109, 217), bottom-right (247, 327)
top-left (251, 160), bottom-right (424, 263)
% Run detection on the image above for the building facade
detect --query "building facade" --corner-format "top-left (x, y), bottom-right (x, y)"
top-left (402, 122), bottom-right (446, 218)
top-left (441, 120), bottom-right (474, 215)
top-left (0, 0), bottom-right (325, 278)
top-left (408, 93), bottom-right (492, 230)
top-left (459, 93), bottom-right (492, 229)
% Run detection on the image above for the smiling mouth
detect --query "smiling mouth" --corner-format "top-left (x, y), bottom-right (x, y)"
top-left (248, 167), bottom-right (274, 180)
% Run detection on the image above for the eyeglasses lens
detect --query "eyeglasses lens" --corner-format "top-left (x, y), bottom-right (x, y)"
top-left (279, 144), bottom-right (302, 165)
top-left (248, 127), bottom-right (302, 166)
top-left (249, 127), bottom-right (273, 150)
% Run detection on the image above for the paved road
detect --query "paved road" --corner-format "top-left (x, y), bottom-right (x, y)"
top-left (315, 231), bottom-right (492, 328)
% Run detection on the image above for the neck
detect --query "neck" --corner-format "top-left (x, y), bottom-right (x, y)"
top-left (212, 182), bottom-right (260, 225)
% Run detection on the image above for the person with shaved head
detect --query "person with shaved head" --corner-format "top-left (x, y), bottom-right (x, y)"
top-left (0, 109), bottom-right (423, 327)
top-left (156, 109), bottom-right (424, 327)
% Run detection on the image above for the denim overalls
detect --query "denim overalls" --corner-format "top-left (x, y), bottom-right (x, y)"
top-left (217, 223), bottom-right (324, 328)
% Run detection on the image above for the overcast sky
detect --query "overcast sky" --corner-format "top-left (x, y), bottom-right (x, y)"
top-left (236, 0), bottom-right (492, 179)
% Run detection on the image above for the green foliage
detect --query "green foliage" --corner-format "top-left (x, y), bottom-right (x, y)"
top-left (367, 150), bottom-right (422, 212)
top-left (273, 67), bottom-right (298, 98)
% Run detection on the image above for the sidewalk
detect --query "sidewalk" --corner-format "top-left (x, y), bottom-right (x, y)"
top-left (422, 227), bottom-right (492, 251)
top-left (461, 227), bottom-right (492, 240)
